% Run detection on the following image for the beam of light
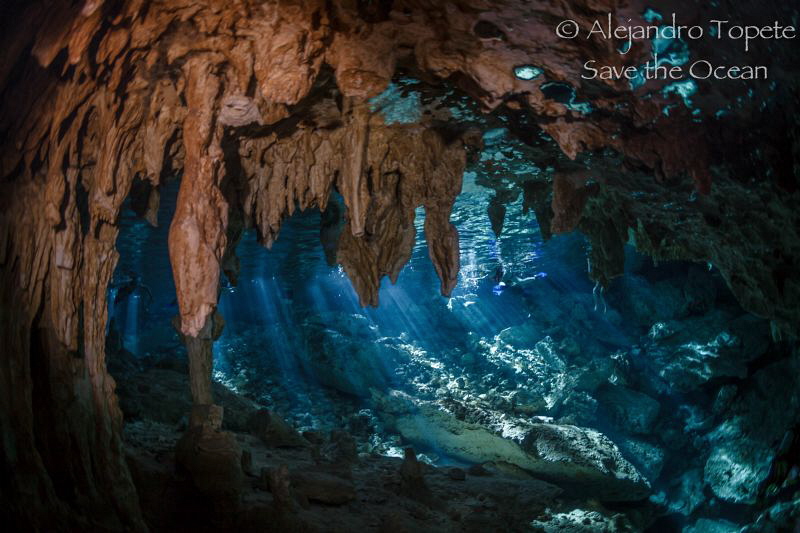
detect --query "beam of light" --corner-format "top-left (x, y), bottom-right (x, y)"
top-left (123, 293), bottom-right (140, 355)
top-left (106, 112), bottom-right (644, 459)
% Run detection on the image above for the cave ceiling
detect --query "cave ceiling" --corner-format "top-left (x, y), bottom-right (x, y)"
top-left (0, 0), bottom-right (798, 345)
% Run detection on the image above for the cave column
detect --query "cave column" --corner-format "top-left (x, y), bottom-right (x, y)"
top-left (167, 55), bottom-right (229, 411)
top-left (174, 310), bottom-right (224, 408)
top-left (168, 54), bottom-right (244, 505)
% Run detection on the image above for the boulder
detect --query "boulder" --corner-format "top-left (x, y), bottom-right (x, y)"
top-left (711, 384), bottom-right (738, 416)
top-left (247, 409), bottom-right (308, 448)
top-left (703, 418), bottom-right (773, 504)
top-left (390, 401), bottom-right (537, 469)
top-left (683, 519), bottom-right (740, 533)
top-left (530, 508), bottom-right (634, 532)
top-left (520, 423), bottom-right (650, 501)
top-left (496, 323), bottom-right (541, 349)
top-left (704, 355), bottom-right (800, 504)
top-left (176, 405), bottom-right (244, 504)
top-left (741, 499), bottom-right (800, 533)
top-left (612, 275), bottom-right (687, 327)
top-left (482, 335), bottom-right (569, 410)
top-left (374, 391), bottom-right (649, 501)
top-left (573, 357), bottom-right (614, 392)
top-left (298, 313), bottom-right (401, 396)
top-left (682, 266), bottom-right (718, 314)
top-left (597, 384), bottom-right (660, 434)
top-left (615, 436), bottom-right (665, 482)
top-left (659, 468), bottom-right (705, 516)
top-left (556, 391), bottom-right (598, 426)
top-left (642, 312), bottom-right (769, 393)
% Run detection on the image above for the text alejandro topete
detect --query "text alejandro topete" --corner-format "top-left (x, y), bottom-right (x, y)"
top-left (555, 13), bottom-right (796, 81)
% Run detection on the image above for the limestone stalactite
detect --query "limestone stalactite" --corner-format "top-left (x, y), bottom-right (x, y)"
top-left (168, 56), bottom-right (228, 338)
top-left (340, 101), bottom-right (371, 238)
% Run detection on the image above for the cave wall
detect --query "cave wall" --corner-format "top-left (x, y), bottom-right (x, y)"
top-left (0, 0), bottom-right (798, 528)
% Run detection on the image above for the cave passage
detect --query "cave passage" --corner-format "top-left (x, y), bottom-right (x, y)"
top-left (2, 1), bottom-right (799, 531)
top-left (107, 120), bottom-right (790, 532)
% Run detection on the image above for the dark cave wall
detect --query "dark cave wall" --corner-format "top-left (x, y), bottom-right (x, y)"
top-left (0, 71), bottom-right (147, 530)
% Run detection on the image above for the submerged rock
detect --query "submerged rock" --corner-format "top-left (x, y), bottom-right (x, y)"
top-left (520, 423), bottom-right (650, 501)
top-left (176, 405), bottom-right (244, 505)
top-left (683, 518), bottom-right (740, 533)
top-left (597, 384), bottom-right (660, 435)
top-left (530, 508), bottom-right (634, 532)
top-left (740, 498), bottom-right (800, 533)
top-left (375, 391), bottom-right (649, 501)
top-left (482, 334), bottom-right (570, 410)
top-left (615, 436), bottom-right (665, 483)
top-left (704, 419), bottom-right (774, 505)
top-left (659, 468), bottom-right (705, 516)
top-left (613, 275), bottom-right (687, 327)
top-left (247, 409), bottom-right (308, 448)
top-left (704, 355), bottom-right (800, 504)
top-left (712, 384), bottom-right (738, 416)
top-left (556, 391), bottom-right (598, 426)
top-left (573, 357), bottom-right (615, 392)
top-left (298, 313), bottom-right (403, 397)
top-left (496, 323), bottom-right (543, 349)
top-left (641, 312), bottom-right (769, 393)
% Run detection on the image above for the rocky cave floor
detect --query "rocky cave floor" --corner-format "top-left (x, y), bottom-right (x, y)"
top-left (109, 251), bottom-right (800, 533)
top-left (119, 359), bottom-right (651, 533)
top-left (123, 402), bottom-right (620, 532)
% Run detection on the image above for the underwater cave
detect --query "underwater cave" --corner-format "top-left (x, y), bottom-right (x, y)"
top-left (1, 1), bottom-right (799, 532)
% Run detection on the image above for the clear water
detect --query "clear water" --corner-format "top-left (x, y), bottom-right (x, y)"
top-left (108, 117), bottom-right (794, 533)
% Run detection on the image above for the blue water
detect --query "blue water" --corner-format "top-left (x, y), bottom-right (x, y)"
top-left (109, 163), bottom-right (605, 361)
top-left (107, 137), bottom-right (792, 531)
top-left (104, 72), bottom-right (797, 533)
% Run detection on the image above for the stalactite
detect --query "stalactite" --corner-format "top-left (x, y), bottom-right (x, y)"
top-left (339, 100), bottom-right (371, 237)
top-left (236, 95), bottom-right (468, 306)
top-left (424, 205), bottom-right (461, 298)
top-left (550, 169), bottom-right (594, 235)
top-left (168, 56), bottom-right (228, 338)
